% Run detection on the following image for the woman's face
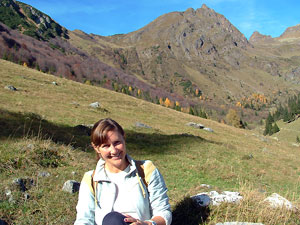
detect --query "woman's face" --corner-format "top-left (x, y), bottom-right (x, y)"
top-left (93, 130), bottom-right (128, 173)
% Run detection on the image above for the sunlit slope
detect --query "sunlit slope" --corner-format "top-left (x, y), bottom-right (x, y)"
top-left (0, 59), bottom-right (300, 224)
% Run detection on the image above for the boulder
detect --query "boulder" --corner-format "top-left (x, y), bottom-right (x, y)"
top-left (5, 188), bottom-right (14, 203)
top-left (62, 180), bottom-right (80, 193)
top-left (193, 191), bottom-right (242, 206)
top-left (264, 193), bottom-right (296, 211)
top-left (12, 178), bottom-right (34, 192)
top-left (186, 122), bottom-right (205, 129)
top-left (200, 184), bottom-right (212, 189)
top-left (203, 127), bottom-right (213, 132)
top-left (89, 102), bottom-right (100, 108)
top-left (4, 85), bottom-right (17, 91)
top-left (135, 122), bottom-right (151, 129)
top-left (38, 171), bottom-right (51, 177)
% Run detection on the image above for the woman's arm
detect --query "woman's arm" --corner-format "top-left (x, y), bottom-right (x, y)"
top-left (74, 172), bottom-right (96, 225)
top-left (147, 167), bottom-right (172, 225)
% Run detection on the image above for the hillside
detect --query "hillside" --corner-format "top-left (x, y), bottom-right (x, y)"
top-left (0, 0), bottom-right (68, 40)
top-left (1, 1), bottom-right (300, 126)
top-left (1, 59), bottom-right (300, 224)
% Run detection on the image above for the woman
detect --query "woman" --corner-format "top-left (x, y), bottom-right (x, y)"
top-left (74, 118), bottom-right (172, 225)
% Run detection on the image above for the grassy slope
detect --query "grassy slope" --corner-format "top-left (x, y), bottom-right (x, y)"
top-left (0, 59), bottom-right (300, 224)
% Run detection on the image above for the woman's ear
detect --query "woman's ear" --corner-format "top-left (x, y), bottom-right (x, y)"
top-left (92, 143), bottom-right (101, 154)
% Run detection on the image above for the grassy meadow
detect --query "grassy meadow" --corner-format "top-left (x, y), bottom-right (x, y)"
top-left (0, 59), bottom-right (300, 224)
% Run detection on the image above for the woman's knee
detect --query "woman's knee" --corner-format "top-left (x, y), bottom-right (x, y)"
top-left (102, 211), bottom-right (130, 225)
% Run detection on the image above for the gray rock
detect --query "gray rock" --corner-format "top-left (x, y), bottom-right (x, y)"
top-left (89, 102), bottom-right (100, 108)
top-left (12, 178), bottom-right (34, 192)
top-left (135, 122), bottom-right (151, 129)
top-left (203, 127), bottom-right (213, 132)
top-left (52, 81), bottom-right (58, 85)
top-left (200, 184), bottom-right (212, 189)
top-left (62, 180), bottom-right (80, 193)
top-left (186, 122), bottom-right (205, 129)
top-left (38, 171), bottom-right (51, 177)
top-left (5, 188), bottom-right (14, 203)
top-left (24, 193), bottom-right (30, 200)
top-left (216, 223), bottom-right (264, 225)
top-left (264, 193), bottom-right (295, 211)
top-left (4, 85), bottom-right (17, 91)
top-left (27, 144), bottom-right (35, 150)
top-left (194, 191), bottom-right (242, 206)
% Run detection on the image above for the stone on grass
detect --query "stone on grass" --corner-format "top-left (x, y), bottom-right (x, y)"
top-left (24, 193), bottom-right (30, 200)
top-left (38, 171), bottom-right (51, 177)
top-left (216, 222), bottom-right (264, 225)
top-left (52, 81), bottom-right (58, 85)
top-left (5, 188), bottom-right (14, 203)
top-left (135, 122), bottom-right (151, 129)
top-left (264, 193), bottom-right (295, 210)
top-left (203, 127), bottom-right (213, 132)
top-left (200, 184), bottom-right (212, 189)
top-left (186, 122), bottom-right (205, 129)
top-left (12, 178), bottom-right (34, 192)
top-left (27, 143), bottom-right (35, 150)
top-left (89, 102), bottom-right (100, 108)
top-left (194, 191), bottom-right (242, 206)
top-left (4, 85), bottom-right (17, 91)
top-left (62, 180), bottom-right (80, 193)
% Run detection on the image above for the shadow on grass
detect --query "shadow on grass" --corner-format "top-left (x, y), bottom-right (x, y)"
top-left (0, 108), bottom-right (91, 149)
top-left (172, 197), bottom-right (210, 225)
top-left (125, 128), bottom-right (220, 156)
top-left (0, 108), bottom-right (219, 154)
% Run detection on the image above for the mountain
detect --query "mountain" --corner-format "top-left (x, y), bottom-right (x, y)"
top-left (278, 24), bottom-right (300, 41)
top-left (2, 0), bottom-right (300, 125)
top-left (0, 0), bottom-right (185, 107)
top-left (0, 0), bottom-right (68, 40)
top-left (249, 31), bottom-right (274, 44)
top-left (69, 4), bottom-right (300, 121)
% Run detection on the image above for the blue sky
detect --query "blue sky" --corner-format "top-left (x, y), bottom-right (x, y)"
top-left (20, 0), bottom-right (300, 39)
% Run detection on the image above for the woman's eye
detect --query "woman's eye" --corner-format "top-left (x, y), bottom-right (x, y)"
top-left (102, 144), bottom-right (109, 148)
top-left (115, 141), bottom-right (122, 145)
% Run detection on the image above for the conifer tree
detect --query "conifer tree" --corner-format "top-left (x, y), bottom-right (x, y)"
top-left (272, 123), bottom-right (280, 134)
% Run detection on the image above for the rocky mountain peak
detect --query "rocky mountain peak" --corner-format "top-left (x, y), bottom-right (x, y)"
top-left (201, 4), bottom-right (209, 10)
top-left (249, 31), bottom-right (273, 44)
top-left (0, 0), bottom-right (68, 40)
top-left (279, 24), bottom-right (300, 40)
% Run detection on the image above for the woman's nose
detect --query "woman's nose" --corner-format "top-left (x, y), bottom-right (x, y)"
top-left (110, 144), bottom-right (118, 153)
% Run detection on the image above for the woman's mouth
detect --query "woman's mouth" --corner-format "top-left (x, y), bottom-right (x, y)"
top-left (110, 152), bottom-right (121, 159)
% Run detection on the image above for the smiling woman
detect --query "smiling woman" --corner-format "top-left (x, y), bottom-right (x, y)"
top-left (74, 118), bottom-right (172, 225)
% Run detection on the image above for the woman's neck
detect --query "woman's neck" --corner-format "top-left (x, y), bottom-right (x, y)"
top-left (105, 160), bottom-right (129, 173)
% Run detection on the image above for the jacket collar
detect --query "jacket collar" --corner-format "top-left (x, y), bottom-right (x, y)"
top-left (93, 154), bottom-right (137, 181)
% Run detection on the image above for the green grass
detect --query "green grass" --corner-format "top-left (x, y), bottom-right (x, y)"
top-left (273, 119), bottom-right (300, 144)
top-left (0, 59), bottom-right (300, 224)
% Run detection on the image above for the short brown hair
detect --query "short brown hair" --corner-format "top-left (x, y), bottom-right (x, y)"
top-left (91, 118), bottom-right (125, 147)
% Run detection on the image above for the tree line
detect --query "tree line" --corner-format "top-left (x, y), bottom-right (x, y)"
top-left (264, 93), bottom-right (300, 135)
